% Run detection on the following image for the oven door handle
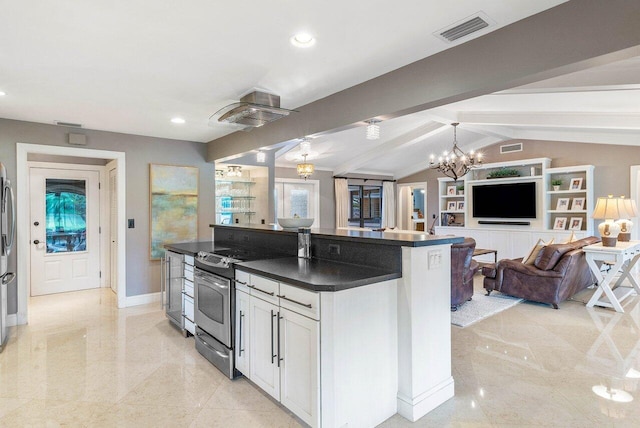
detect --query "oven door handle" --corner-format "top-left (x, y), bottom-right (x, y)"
top-left (195, 272), bottom-right (229, 290)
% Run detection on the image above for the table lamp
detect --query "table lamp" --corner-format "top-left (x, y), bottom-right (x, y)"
top-left (615, 197), bottom-right (638, 242)
top-left (592, 196), bottom-right (626, 247)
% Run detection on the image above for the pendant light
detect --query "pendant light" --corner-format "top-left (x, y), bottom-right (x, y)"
top-left (296, 139), bottom-right (314, 180)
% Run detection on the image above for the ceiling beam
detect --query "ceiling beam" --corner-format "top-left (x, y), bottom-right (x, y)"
top-left (458, 111), bottom-right (640, 130)
top-left (207, 0), bottom-right (640, 162)
top-left (333, 122), bottom-right (447, 176)
top-left (510, 128), bottom-right (640, 146)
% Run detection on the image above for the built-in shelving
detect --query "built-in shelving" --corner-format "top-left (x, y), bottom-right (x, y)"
top-left (215, 179), bottom-right (257, 224)
top-left (544, 165), bottom-right (594, 233)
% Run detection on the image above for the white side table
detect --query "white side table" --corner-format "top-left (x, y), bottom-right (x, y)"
top-left (584, 241), bottom-right (640, 313)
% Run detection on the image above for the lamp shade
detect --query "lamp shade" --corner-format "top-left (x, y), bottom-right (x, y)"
top-left (592, 196), bottom-right (625, 220)
top-left (620, 198), bottom-right (638, 218)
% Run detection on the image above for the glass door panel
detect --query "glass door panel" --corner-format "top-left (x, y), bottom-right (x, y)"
top-left (45, 179), bottom-right (87, 253)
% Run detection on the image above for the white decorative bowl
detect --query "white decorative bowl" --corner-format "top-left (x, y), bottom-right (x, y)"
top-left (277, 218), bottom-right (314, 229)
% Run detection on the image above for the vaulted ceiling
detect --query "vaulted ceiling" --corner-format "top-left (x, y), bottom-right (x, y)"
top-left (274, 55), bottom-right (640, 178)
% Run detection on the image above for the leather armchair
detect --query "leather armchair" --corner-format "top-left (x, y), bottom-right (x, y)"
top-left (483, 236), bottom-right (600, 309)
top-left (451, 238), bottom-right (479, 311)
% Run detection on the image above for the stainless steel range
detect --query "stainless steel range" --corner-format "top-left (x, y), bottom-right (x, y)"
top-left (194, 250), bottom-right (240, 379)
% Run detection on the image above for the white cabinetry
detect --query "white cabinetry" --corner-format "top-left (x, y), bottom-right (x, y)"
top-left (544, 165), bottom-right (594, 234)
top-left (236, 270), bottom-right (320, 427)
top-left (435, 159), bottom-right (596, 260)
top-left (182, 254), bottom-right (195, 335)
top-left (438, 177), bottom-right (465, 227)
top-left (235, 287), bottom-right (250, 375)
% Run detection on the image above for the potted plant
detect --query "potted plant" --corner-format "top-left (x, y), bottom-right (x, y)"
top-left (487, 168), bottom-right (520, 179)
top-left (551, 179), bottom-right (562, 191)
top-left (456, 184), bottom-right (464, 195)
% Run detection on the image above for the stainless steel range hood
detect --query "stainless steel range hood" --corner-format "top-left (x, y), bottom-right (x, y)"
top-left (209, 91), bottom-right (295, 130)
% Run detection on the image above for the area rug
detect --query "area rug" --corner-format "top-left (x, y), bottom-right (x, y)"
top-left (451, 292), bottom-right (523, 328)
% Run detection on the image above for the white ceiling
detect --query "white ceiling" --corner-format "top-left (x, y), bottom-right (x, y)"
top-left (0, 0), bottom-right (566, 142)
top-left (274, 55), bottom-right (640, 178)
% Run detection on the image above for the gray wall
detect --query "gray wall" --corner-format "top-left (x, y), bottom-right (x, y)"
top-left (399, 139), bottom-right (640, 227)
top-left (275, 167), bottom-right (336, 229)
top-left (0, 118), bottom-right (215, 312)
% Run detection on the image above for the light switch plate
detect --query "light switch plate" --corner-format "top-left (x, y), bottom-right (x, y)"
top-left (428, 250), bottom-right (442, 270)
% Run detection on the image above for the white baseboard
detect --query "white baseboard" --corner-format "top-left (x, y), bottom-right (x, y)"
top-left (6, 314), bottom-right (18, 327)
top-left (126, 292), bottom-right (161, 307)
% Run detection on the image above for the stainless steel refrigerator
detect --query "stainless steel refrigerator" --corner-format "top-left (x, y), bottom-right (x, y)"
top-left (0, 162), bottom-right (16, 351)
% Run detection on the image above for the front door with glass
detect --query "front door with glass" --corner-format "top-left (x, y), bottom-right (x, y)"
top-left (29, 167), bottom-right (101, 296)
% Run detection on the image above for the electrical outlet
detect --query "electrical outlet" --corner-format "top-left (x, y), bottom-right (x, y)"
top-left (432, 214), bottom-right (436, 219)
top-left (328, 244), bottom-right (340, 255)
top-left (428, 250), bottom-right (442, 270)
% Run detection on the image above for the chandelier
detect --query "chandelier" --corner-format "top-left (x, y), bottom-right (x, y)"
top-left (227, 165), bottom-right (242, 177)
top-left (296, 139), bottom-right (314, 180)
top-left (429, 123), bottom-right (482, 181)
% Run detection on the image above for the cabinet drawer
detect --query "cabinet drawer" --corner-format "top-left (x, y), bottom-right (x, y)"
top-left (184, 267), bottom-right (194, 282)
top-left (183, 294), bottom-right (194, 321)
top-left (184, 255), bottom-right (194, 266)
top-left (235, 270), bottom-right (250, 293)
top-left (183, 279), bottom-right (194, 298)
top-left (278, 283), bottom-right (320, 320)
top-left (250, 275), bottom-right (279, 305)
top-left (183, 316), bottom-right (195, 335)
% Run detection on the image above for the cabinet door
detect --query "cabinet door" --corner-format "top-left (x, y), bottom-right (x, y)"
top-left (235, 290), bottom-right (251, 376)
top-left (280, 308), bottom-right (320, 427)
top-left (249, 296), bottom-right (280, 400)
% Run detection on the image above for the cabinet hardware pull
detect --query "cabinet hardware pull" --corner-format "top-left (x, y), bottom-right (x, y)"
top-left (160, 257), bottom-right (165, 309)
top-left (234, 279), bottom-right (247, 285)
top-left (271, 310), bottom-right (277, 364)
top-left (277, 294), bottom-right (312, 308)
top-left (249, 285), bottom-right (275, 296)
top-left (239, 310), bottom-right (245, 356)
top-left (277, 312), bottom-right (283, 367)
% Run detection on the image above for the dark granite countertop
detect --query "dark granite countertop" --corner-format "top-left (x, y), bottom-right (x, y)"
top-left (210, 224), bottom-right (463, 247)
top-left (164, 241), bottom-right (223, 256)
top-left (236, 257), bottom-right (401, 292)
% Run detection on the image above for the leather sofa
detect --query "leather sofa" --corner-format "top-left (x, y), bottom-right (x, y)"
top-left (451, 238), bottom-right (480, 311)
top-left (482, 236), bottom-right (600, 309)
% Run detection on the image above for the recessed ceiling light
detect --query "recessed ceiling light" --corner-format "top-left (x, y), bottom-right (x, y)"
top-left (290, 33), bottom-right (316, 48)
top-left (0, 91), bottom-right (6, 96)
top-left (171, 117), bottom-right (185, 124)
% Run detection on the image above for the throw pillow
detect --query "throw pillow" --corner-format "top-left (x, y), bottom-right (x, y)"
top-left (522, 238), bottom-right (554, 265)
top-left (534, 243), bottom-right (575, 271)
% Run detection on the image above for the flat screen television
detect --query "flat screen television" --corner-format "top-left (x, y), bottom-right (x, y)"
top-left (472, 182), bottom-right (536, 218)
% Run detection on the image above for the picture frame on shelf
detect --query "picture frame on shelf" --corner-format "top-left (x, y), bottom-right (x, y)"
top-left (569, 217), bottom-right (583, 231)
top-left (556, 198), bottom-right (570, 211)
top-left (447, 185), bottom-right (456, 196)
top-left (554, 217), bottom-right (568, 230)
top-left (447, 201), bottom-right (457, 211)
top-left (456, 201), bottom-right (465, 211)
top-left (570, 178), bottom-right (583, 190)
top-left (571, 197), bottom-right (585, 211)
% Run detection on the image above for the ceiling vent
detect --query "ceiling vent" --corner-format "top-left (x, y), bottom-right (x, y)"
top-left (500, 142), bottom-right (523, 154)
top-left (435, 12), bottom-right (493, 43)
top-left (209, 91), bottom-right (296, 130)
top-left (55, 120), bottom-right (83, 128)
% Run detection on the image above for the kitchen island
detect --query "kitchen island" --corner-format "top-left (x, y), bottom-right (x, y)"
top-left (171, 225), bottom-right (462, 426)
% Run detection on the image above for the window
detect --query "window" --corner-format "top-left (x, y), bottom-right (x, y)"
top-left (349, 185), bottom-right (382, 228)
top-left (45, 179), bottom-right (87, 253)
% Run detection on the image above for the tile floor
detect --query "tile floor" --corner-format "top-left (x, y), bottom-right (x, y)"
top-left (1, 280), bottom-right (639, 427)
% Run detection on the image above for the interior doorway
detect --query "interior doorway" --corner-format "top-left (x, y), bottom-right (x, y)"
top-left (16, 144), bottom-right (126, 325)
top-left (28, 165), bottom-right (101, 296)
top-left (397, 183), bottom-right (427, 232)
